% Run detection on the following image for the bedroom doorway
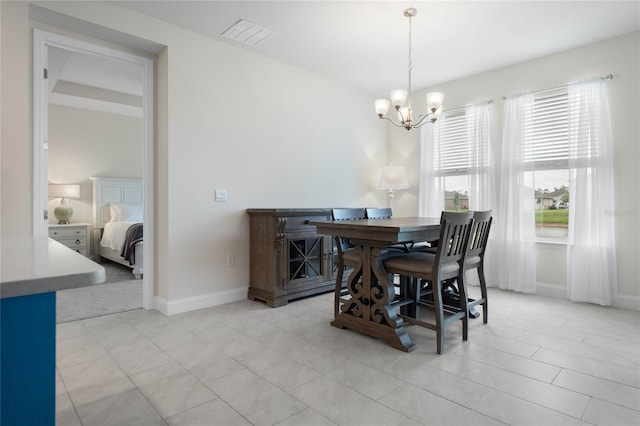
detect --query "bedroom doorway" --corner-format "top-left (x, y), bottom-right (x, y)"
top-left (33, 29), bottom-right (156, 311)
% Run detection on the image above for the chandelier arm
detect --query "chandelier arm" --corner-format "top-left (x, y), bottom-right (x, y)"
top-left (396, 107), bottom-right (407, 125)
top-left (412, 112), bottom-right (435, 128)
top-left (378, 116), bottom-right (409, 129)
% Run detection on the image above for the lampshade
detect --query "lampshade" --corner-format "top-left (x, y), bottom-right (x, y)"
top-left (426, 92), bottom-right (444, 113)
top-left (48, 184), bottom-right (80, 199)
top-left (377, 166), bottom-right (409, 190)
top-left (390, 89), bottom-right (408, 108)
top-left (375, 99), bottom-right (391, 116)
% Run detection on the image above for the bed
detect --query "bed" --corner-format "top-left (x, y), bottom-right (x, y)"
top-left (90, 177), bottom-right (144, 279)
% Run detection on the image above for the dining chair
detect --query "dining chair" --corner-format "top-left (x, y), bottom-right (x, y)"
top-left (364, 208), bottom-right (410, 254)
top-left (365, 207), bottom-right (430, 253)
top-left (331, 208), bottom-right (366, 319)
top-left (419, 210), bottom-right (493, 321)
top-left (382, 211), bottom-right (474, 354)
top-left (365, 207), bottom-right (393, 219)
top-left (413, 210), bottom-right (492, 321)
top-left (462, 210), bottom-right (493, 324)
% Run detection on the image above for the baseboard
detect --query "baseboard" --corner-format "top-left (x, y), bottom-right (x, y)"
top-left (615, 294), bottom-right (640, 311)
top-left (536, 282), bottom-right (566, 299)
top-left (150, 283), bottom-right (639, 315)
top-left (535, 282), bottom-right (639, 311)
top-left (153, 286), bottom-right (248, 316)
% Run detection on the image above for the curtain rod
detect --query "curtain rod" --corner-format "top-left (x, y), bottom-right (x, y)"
top-left (501, 73), bottom-right (613, 100)
top-left (442, 99), bottom-right (494, 115)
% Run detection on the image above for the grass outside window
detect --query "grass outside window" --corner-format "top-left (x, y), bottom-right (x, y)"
top-left (535, 209), bottom-right (568, 226)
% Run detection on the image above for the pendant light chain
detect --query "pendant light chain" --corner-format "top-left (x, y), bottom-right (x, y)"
top-left (407, 13), bottom-right (412, 109)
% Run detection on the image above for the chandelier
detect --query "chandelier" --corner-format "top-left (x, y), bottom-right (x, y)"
top-left (375, 8), bottom-right (444, 130)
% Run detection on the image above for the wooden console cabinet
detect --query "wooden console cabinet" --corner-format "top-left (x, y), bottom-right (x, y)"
top-left (247, 208), bottom-right (338, 307)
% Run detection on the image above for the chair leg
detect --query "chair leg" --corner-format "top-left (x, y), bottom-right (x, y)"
top-left (334, 262), bottom-right (344, 319)
top-left (399, 275), bottom-right (414, 317)
top-left (478, 264), bottom-right (488, 324)
top-left (457, 273), bottom-right (469, 341)
top-left (433, 279), bottom-right (445, 355)
top-left (413, 278), bottom-right (421, 319)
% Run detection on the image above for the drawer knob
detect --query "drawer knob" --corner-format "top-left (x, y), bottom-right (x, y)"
top-left (75, 239), bottom-right (81, 245)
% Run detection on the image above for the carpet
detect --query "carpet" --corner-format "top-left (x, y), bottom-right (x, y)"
top-left (56, 260), bottom-right (142, 323)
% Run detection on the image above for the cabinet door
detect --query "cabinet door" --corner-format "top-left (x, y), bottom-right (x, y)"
top-left (285, 233), bottom-right (326, 289)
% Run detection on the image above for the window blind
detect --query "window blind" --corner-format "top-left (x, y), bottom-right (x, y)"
top-left (524, 88), bottom-right (569, 170)
top-left (435, 111), bottom-right (468, 176)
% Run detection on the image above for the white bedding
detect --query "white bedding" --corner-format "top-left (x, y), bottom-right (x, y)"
top-left (100, 221), bottom-right (138, 251)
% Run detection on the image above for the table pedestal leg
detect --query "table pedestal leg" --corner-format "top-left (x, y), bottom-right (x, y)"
top-left (331, 245), bottom-right (415, 352)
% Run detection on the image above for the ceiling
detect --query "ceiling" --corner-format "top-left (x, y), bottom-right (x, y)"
top-left (111, 0), bottom-right (640, 95)
top-left (47, 1), bottom-right (640, 113)
top-left (48, 45), bottom-right (144, 116)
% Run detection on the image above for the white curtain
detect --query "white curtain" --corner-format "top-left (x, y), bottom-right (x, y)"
top-left (464, 103), bottom-right (494, 286)
top-left (466, 103), bottom-right (494, 211)
top-left (566, 81), bottom-right (617, 305)
top-left (419, 115), bottom-right (445, 217)
top-left (486, 95), bottom-right (537, 293)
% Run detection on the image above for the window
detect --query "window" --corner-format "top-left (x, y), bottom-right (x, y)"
top-left (420, 103), bottom-right (492, 218)
top-left (436, 110), bottom-right (470, 211)
top-left (525, 88), bottom-right (570, 240)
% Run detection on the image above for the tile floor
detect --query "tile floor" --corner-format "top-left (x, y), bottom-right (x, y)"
top-left (56, 288), bottom-right (640, 425)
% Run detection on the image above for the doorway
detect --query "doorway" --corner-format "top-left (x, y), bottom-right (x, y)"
top-left (33, 29), bottom-right (155, 310)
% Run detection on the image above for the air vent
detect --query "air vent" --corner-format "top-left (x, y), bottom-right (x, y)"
top-left (221, 19), bottom-right (274, 47)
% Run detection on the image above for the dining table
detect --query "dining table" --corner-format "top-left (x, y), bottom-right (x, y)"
top-left (310, 216), bottom-right (441, 352)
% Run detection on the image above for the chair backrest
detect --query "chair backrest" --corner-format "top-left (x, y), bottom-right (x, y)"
top-left (332, 208), bottom-right (366, 221)
top-left (434, 211), bottom-right (474, 276)
top-left (465, 210), bottom-right (493, 267)
top-left (365, 208), bottom-right (392, 219)
top-left (331, 208), bottom-right (366, 253)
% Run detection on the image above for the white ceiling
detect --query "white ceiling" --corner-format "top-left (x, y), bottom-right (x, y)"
top-left (47, 45), bottom-right (144, 116)
top-left (47, 0), bottom-right (640, 112)
top-left (109, 0), bottom-right (640, 95)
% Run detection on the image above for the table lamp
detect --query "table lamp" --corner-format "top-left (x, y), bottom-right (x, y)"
top-left (48, 184), bottom-right (80, 224)
top-left (377, 165), bottom-right (409, 209)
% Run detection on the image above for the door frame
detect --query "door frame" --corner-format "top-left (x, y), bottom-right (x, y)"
top-left (33, 29), bottom-right (155, 310)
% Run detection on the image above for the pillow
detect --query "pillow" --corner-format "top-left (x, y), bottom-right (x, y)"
top-left (109, 203), bottom-right (143, 222)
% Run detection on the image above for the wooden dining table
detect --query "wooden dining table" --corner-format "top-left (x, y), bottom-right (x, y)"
top-left (310, 216), bottom-right (441, 352)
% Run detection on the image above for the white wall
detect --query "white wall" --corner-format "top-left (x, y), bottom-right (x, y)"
top-left (47, 104), bottom-right (143, 225)
top-left (1, 2), bottom-right (31, 237)
top-left (389, 31), bottom-right (640, 305)
top-left (1, 1), bottom-right (389, 311)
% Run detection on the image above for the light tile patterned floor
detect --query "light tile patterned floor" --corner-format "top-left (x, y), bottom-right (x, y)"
top-left (56, 288), bottom-right (640, 425)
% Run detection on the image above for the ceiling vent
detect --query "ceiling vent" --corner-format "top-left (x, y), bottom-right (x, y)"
top-left (221, 19), bottom-right (274, 47)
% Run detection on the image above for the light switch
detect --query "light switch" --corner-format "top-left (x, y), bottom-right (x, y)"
top-left (215, 189), bottom-right (228, 202)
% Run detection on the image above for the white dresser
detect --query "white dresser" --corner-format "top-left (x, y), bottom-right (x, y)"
top-left (48, 223), bottom-right (91, 257)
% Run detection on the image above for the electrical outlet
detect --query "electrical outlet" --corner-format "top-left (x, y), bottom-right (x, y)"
top-left (226, 255), bottom-right (235, 267)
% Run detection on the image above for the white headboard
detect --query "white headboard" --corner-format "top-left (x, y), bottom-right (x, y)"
top-left (90, 177), bottom-right (143, 228)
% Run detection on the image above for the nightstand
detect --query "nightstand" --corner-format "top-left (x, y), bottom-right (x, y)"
top-left (48, 223), bottom-right (91, 257)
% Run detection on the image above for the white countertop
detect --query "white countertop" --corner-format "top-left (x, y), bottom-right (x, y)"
top-left (1, 237), bottom-right (105, 298)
